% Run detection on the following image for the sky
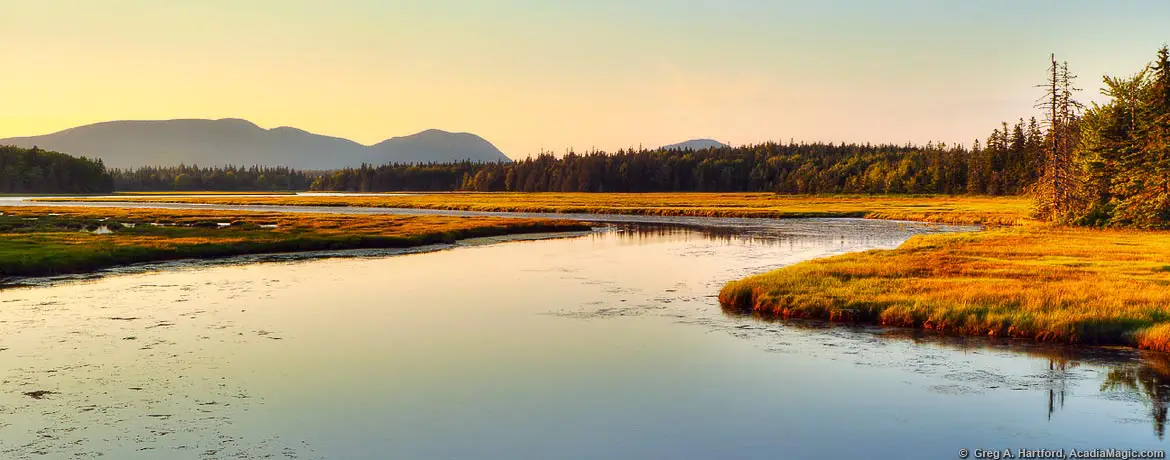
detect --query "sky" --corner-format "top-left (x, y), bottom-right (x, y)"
top-left (2, 0), bottom-right (1168, 158)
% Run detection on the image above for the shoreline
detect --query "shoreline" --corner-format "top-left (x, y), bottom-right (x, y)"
top-left (0, 206), bottom-right (591, 283)
top-left (719, 225), bottom-right (1170, 353)
top-left (3, 229), bottom-right (597, 290)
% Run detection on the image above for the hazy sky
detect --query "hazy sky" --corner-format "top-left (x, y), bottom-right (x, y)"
top-left (3, 1), bottom-right (1168, 158)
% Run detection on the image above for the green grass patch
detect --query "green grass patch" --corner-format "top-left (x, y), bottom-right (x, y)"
top-left (0, 207), bottom-right (589, 280)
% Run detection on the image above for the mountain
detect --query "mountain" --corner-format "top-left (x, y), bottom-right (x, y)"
top-left (372, 129), bottom-right (511, 164)
top-left (0, 119), bottom-right (511, 169)
top-left (662, 139), bottom-right (729, 151)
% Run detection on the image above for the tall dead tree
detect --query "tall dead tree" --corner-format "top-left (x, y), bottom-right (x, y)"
top-left (1035, 54), bottom-right (1082, 222)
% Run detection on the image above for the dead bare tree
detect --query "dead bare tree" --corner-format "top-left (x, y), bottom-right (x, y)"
top-left (1034, 54), bottom-right (1083, 222)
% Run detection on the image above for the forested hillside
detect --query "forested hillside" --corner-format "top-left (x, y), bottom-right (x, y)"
top-left (0, 146), bottom-right (113, 194)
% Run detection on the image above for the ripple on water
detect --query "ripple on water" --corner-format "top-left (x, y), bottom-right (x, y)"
top-left (0, 280), bottom-right (309, 459)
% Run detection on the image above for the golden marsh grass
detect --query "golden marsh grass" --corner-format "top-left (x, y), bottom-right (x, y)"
top-left (720, 225), bottom-right (1170, 351)
top-left (38, 193), bottom-right (1033, 226)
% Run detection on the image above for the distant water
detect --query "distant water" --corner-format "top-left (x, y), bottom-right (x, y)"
top-left (1, 220), bottom-right (1167, 459)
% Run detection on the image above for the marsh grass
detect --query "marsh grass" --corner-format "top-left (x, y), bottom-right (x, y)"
top-left (114, 191), bottom-right (298, 196)
top-left (719, 225), bottom-right (1170, 351)
top-left (0, 207), bottom-right (588, 279)
top-left (38, 193), bottom-right (1033, 226)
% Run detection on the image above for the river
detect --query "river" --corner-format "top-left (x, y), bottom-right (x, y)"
top-left (0, 204), bottom-right (1167, 459)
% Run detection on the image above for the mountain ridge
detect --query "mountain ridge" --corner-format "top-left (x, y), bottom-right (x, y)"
top-left (0, 118), bottom-right (511, 169)
top-left (662, 139), bottom-right (729, 151)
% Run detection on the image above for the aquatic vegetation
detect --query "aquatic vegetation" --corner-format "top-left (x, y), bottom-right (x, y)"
top-left (720, 225), bottom-right (1170, 351)
top-left (0, 207), bottom-right (589, 279)
top-left (38, 193), bottom-right (1033, 226)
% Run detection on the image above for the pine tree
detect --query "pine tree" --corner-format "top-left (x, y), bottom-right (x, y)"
top-left (1071, 46), bottom-right (1170, 228)
top-left (1141, 46), bottom-right (1170, 224)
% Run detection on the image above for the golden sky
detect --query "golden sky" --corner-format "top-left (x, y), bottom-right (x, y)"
top-left (3, 0), bottom-right (1168, 158)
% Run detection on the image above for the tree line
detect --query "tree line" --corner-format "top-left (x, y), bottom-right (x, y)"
top-left (0, 146), bottom-right (113, 194)
top-left (104, 121), bottom-right (1051, 197)
top-left (307, 132), bottom-right (1047, 196)
top-left (1040, 46), bottom-right (1170, 228)
top-left (98, 127), bottom-right (1051, 197)
top-left (110, 165), bottom-right (316, 192)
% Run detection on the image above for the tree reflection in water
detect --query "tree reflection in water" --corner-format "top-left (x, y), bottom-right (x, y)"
top-left (1101, 353), bottom-right (1170, 439)
top-left (719, 309), bottom-right (1170, 440)
top-left (598, 222), bottom-right (884, 253)
top-left (1045, 358), bottom-right (1079, 421)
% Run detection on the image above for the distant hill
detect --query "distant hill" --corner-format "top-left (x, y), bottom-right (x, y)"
top-left (0, 119), bottom-right (511, 169)
top-left (372, 129), bottom-right (510, 164)
top-left (662, 139), bottom-right (729, 151)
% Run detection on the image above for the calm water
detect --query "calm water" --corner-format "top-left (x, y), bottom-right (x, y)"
top-left (1, 220), bottom-right (1168, 459)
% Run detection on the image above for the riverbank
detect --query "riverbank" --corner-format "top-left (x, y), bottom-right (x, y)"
top-left (0, 206), bottom-right (589, 280)
top-left (32, 193), bottom-right (1032, 226)
top-left (719, 224), bottom-right (1170, 352)
top-left (115, 191), bottom-right (299, 196)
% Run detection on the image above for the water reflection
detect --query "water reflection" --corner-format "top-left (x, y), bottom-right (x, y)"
top-left (603, 223), bottom-right (819, 247)
top-left (909, 333), bottom-right (1170, 440)
top-left (1103, 354), bottom-right (1170, 439)
top-left (607, 222), bottom-right (1170, 443)
top-left (722, 307), bottom-right (1170, 441)
top-left (1047, 358), bottom-right (1076, 421)
top-left (599, 221), bottom-right (937, 251)
top-left (5, 218), bottom-right (1167, 458)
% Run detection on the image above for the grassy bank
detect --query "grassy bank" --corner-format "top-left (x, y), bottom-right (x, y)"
top-left (35, 193), bottom-right (1032, 226)
top-left (0, 207), bottom-right (589, 280)
top-left (114, 191), bottom-right (300, 196)
top-left (719, 225), bottom-right (1170, 352)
